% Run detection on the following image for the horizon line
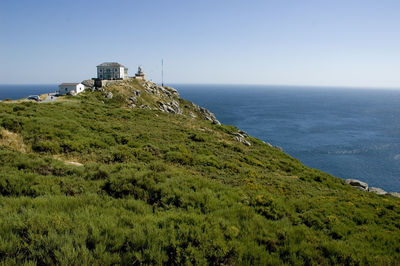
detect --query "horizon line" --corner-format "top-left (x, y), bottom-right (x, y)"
top-left (1, 82), bottom-right (399, 91)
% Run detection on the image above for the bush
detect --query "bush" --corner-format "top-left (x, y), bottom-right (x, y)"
top-left (1, 117), bottom-right (22, 132)
top-left (32, 140), bottom-right (61, 154)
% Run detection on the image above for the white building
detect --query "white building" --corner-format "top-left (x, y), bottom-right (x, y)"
top-left (58, 83), bottom-right (85, 95)
top-left (97, 62), bottom-right (128, 80)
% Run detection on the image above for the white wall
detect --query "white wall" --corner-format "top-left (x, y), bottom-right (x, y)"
top-left (58, 84), bottom-right (85, 95)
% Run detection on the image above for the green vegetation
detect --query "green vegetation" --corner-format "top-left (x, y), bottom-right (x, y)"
top-left (0, 79), bottom-right (399, 265)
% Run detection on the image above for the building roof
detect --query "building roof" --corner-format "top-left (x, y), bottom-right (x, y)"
top-left (59, 83), bottom-right (81, 86)
top-left (97, 62), bottom-right (126, 68)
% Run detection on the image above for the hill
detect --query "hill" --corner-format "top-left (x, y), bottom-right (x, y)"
top-left (0, 79), bottom-right (399, 265)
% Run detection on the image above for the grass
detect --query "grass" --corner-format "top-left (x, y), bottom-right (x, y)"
top-left (0, 79), bottom-right (399, 265)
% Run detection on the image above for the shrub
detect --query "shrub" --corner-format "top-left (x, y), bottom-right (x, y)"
top-left (32, 140), bottom-right (61, 154)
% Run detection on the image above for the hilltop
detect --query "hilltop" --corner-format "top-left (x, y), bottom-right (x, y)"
top-left (0, 79), bottom-right (399, 265)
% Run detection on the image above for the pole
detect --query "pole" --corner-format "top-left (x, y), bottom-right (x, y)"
top-left (161, 59), bottom-right (164, 87)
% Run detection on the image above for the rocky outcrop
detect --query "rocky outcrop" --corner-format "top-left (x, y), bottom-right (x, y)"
top-left (368, 187), bottom-right (387, 195)
top-left (157, 100), bottom-right (182, 114)
top-left (345, 179), bottom-right (368, 191)
top-left (233, 132), bottom-right (251, 146)
top-left (142, 81), bottom-right (179, 98)
top-left (345, 179), bottom-right (400, 197)
top-left (387, 192), bottom-right (400, 198)
top-left (81, 79), bottom-right (94, 88)
top-left (192, 104), bottom-right (221, 125)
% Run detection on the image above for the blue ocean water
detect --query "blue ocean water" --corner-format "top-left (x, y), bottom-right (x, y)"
top-left (1, 83), bottom-right (400, 192)
top-left (175, 84), bottom-right (400, 193)
top-left (0, 84), bottom-right (58, 100)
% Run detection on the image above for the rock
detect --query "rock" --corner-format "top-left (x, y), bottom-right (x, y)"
top-left (105, 92), bottom-right (113, 99)
top-left (238, 130), bottom-right (249, 138)
top-left (345, 179), bottom-right (368, 190)
top-left (243, 139), bottom-right (251, 146)
top-left (189, 112), bottom-right (197, 118)
top-left (134, 90), bottom-right (141, 97)
top-left (274, 146), bottom-right (283, 151)
top-left (387, 192), bottom-right (400, 198)
top-left (129, 96), bottom-right (137, 104)
top-left (199, 107), bottom-right (221, 125)
top-left (233, 132), bottom-right (245, 139)
top-left (157, 100), bottom-right (182, 115)
top-left (368, 187), bottom-right (387, 195)
top-left (140, 105), bottom-right (151, 110)
top-left (262, 141), bottom-right (273, 147)
top-left (81, 79), bottom-right (94, 88)
top-left (165, 86), bottom-right (179, 97)
top-left (234, 134), bottom-right (251, 146)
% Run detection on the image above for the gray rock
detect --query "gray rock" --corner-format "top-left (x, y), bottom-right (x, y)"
top-left (243, 139), bottom-right (251, 146)
top-left (81, 79), bottom-right (94, 88)
top-left (140, 105), bottom-right (151, 110)
top-left (157, 101), bottom-right (182, 114)
top-left (368, 187), bottom-right (387, 195)
top-left (387, 192), bottom-right (400, 198)
top-left (134, 90), bottom-right (141, 97)
top-left (199, 107), bottom-right (221, 125)
top-left (238, 130), bottom-right (249, 138)
top-left (233, 132), bottom-right (245, 139)
top-left (263, 141), bottom-right (273, 147)
top-left (234, 135), bottom-right (251, 146)
top-left (105, 92), bottom-right (113, 99)
top-left (129, 96), bottom-right (137, 104)
top-left (345, 179), bottom-right (368, 190)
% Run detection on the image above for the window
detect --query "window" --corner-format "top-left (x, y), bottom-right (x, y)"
top-left (115, 68), bottom-right (117, 72)
top-left (100, 74), bottom-right (103, 78)
top-left (100, 69), bottom-right (103, 72)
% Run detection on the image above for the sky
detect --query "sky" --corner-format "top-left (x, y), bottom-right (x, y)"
top-left (0, 0), bottom-right (399, 88)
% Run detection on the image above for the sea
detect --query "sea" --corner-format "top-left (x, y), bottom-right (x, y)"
top-left (1, 84), bottom-right (400, 192)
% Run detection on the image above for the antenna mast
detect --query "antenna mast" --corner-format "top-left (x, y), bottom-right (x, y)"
top-left (161, 59), bottom-right (164, 87)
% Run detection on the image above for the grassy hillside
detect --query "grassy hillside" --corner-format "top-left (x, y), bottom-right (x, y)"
top-left (0, 79), bottom-right (399, 265)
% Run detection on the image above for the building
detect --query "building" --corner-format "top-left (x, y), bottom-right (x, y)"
top-left (97, 62), bottom-right (128, 80)
top-left (135, 66), bottom-right (146, 80)
top-left (58, 83), bottom-right (85, 95)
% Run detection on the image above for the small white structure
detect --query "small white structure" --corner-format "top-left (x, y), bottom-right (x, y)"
top-left (58, 83), bottom-right (85, 95)
top-left (97, 62), bottom-right (128, 80)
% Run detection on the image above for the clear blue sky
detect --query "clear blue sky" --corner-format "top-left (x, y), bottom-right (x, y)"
top-left (1, 0), bottom-right (399, 88)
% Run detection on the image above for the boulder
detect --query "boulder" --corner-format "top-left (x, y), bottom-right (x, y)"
top-left (140, 105), bottom-right (151, 110)
top-left (81, 79), bottom-right (94, 88)
top-left (238, 130), bottom-right (249, 138)
top-left (234, 133), bottom-right (251, 146)
top-left (368, 187), bottom-right (387, 195)
top-left (345, 179), bottom-right (368, 190)
top-left (105, 92), bottom-right (113, 99)
top-left (199, 107), bottom-right (221, 125)
top-left (387, 192), bottom-right (400, 198)
top-left (129, 96), bottom-right (137, 104)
